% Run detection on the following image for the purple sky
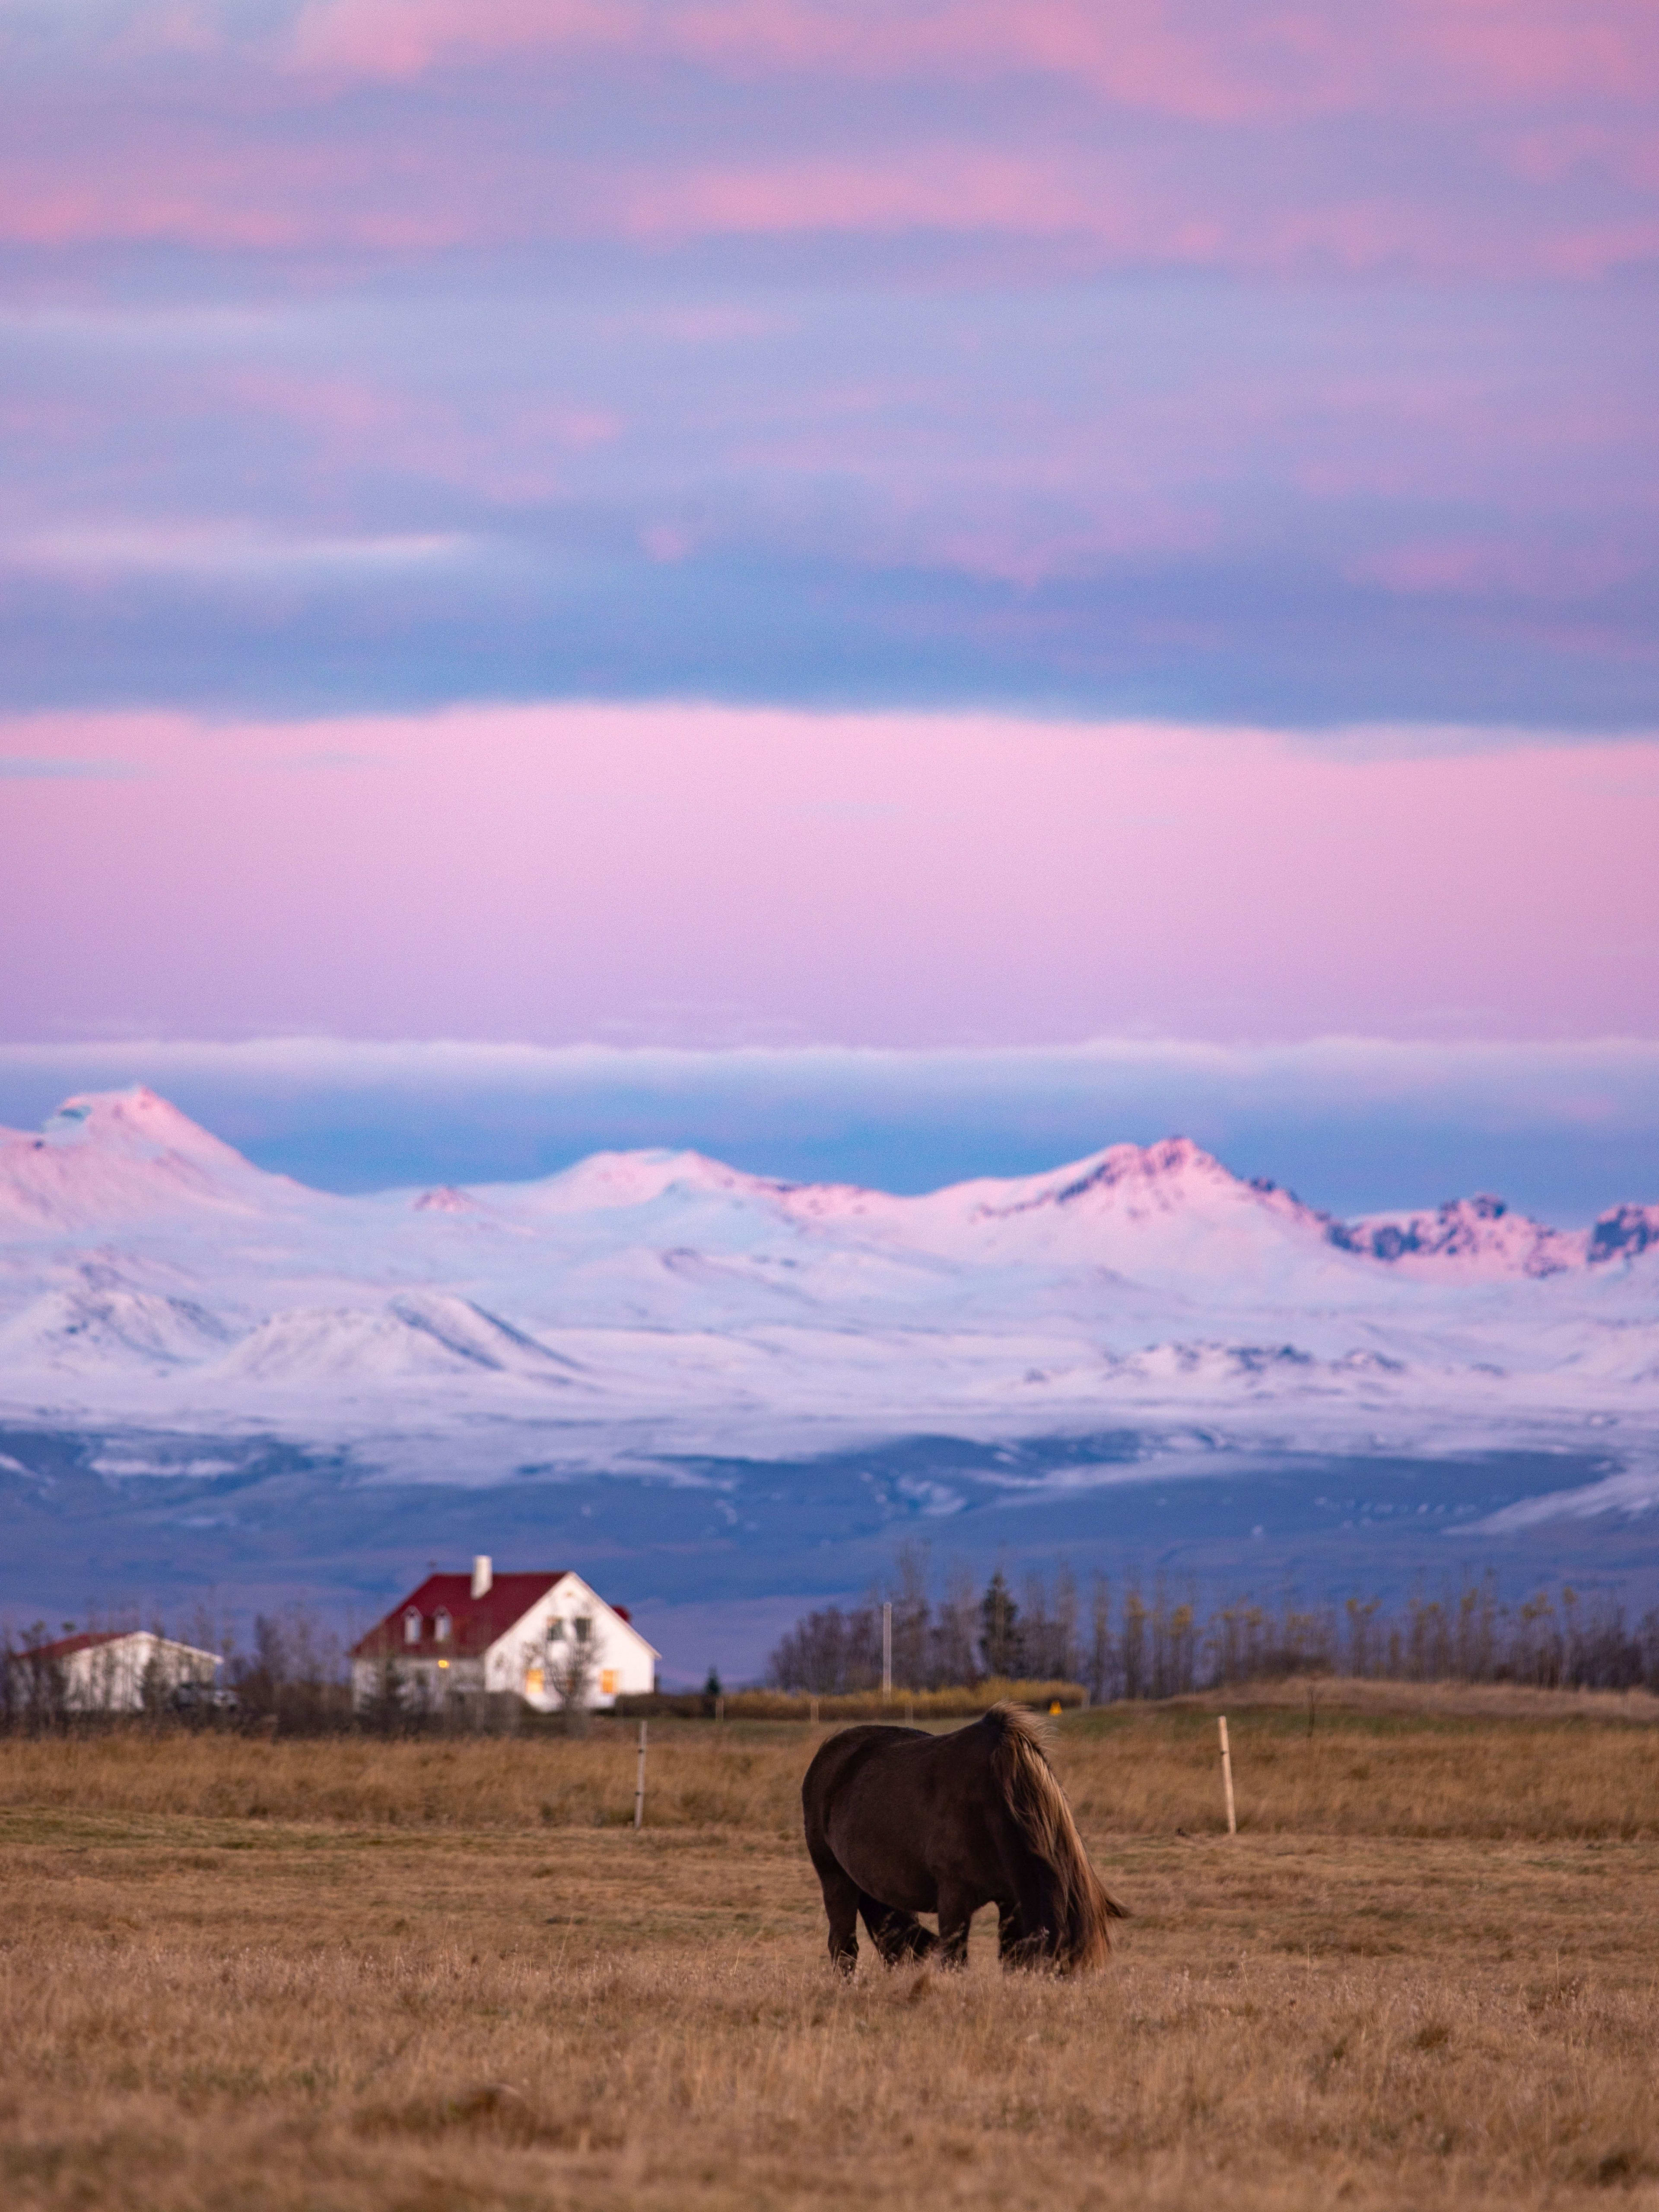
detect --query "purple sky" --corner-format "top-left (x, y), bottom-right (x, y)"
top-left (1, 3), bottom-right (1656, 1202)
top-left (3, 0), bottom-right (1657, 723)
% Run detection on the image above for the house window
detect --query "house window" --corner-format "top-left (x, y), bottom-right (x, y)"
top-left (403, 1608), bottom-right (422, 1645)
top-left (434, 1608), bottom-right (451, 1642)
top-left (574, 1615), bottom-right (592, 1645)
top-left (547, 1618), bottom-right (565, 1644)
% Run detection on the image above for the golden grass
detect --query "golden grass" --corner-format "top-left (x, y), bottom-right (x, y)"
top-left (705, 1677), bottom-right (1090, 1719)
top-left (6, 1679), bottom-right (1656, 1841)
top-left (5, 1681), bottom-right (1659, 2210)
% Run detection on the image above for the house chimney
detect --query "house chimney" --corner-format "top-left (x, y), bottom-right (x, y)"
top-left (472, 1554), bottom-right (493, 1598)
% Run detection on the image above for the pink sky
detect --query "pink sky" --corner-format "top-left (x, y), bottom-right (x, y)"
top-left (2, 705), bottom-right (1654, 1048)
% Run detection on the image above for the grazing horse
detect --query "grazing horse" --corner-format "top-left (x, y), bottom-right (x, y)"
top-left (802, 1703), bottom-right (1125, 1974)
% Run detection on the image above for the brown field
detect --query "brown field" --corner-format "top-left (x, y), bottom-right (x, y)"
top-left (4, 1683), bottom-right (1659, 2210)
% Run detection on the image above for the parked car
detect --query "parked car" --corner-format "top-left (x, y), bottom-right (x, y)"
top-left (171, 1681), bottom-right (240, 1713)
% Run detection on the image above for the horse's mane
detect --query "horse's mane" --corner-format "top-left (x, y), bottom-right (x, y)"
top-left (988, 1702), bottom-right (1126, 1971)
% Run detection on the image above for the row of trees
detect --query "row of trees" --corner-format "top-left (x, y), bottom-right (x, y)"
top-left (766, 1550), bottom-right (1659, 1700)
top-left (11, 1565), bottom-right (1659, 1730)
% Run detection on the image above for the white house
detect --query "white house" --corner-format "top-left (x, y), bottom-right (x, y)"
top-left (349, 1557), bottom-right (658, 1713)
top-left (20, 1629), bottom-right (222, 1711)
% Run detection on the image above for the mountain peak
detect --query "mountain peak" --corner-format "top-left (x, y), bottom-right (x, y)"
top-left (973, 1134), bottom-right (1310, 1227)
top-left (509, 1147), bottom-right (796, 1214)
top-left (1328, 1194), bottom-right (1584, 1277)
top-left (43, 1086), bottom-right (246, 1163)
top-left (0, 1086), bottom-right (290, 1233)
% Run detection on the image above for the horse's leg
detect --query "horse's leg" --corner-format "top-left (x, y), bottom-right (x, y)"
top-left (998, 1898), bottom-right (1049, 1970)
top-left (997, 1901), bottom-right (1031, 1965)
top-left (810, 1848), bottom-right (862, 1975)
top-left (858, 1894), bottom-right (939, 1965)
top-left (993, 1812), bottom-right (1060, 1969)
top-left (936, 1882), bottom-right (976, 1970)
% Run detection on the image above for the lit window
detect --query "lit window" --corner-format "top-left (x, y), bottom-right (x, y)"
top-left (434, 1608), bottom-right (451, 1643)
top-left (403, 1608), bottom-right (422, 1645)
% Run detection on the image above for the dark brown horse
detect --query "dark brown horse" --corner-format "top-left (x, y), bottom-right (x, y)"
top-left (802, 1703), bottom-right (1125, 1974)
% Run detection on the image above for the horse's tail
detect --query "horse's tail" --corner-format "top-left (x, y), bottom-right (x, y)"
top-left (990, 1703), bottom-right (1126, 1972)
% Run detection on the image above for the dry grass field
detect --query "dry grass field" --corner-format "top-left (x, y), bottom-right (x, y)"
top-left (5, 1683), bottom-right (1659, 2211)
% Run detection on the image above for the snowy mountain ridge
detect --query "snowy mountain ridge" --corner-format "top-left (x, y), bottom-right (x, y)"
top-left (3, 1087), bottom-right (1653, 1272)
top-left (0, 1088), bottom-right (1656, 1478)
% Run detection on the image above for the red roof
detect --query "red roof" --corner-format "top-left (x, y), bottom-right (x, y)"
top-left (24, 1629), bottom-right (130, 1662)
top-left (350, 1572), bottom-right (569, 1659)
top-left (21, 1629), bottom-right (216, 1663)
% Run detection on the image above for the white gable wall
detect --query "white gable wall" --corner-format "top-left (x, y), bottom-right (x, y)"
top-left (484, 1573), bottom-right (658, 1709)
top-left (61, 1633), bottom-right (219, 1712)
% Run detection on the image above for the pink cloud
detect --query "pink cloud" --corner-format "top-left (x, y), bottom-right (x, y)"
top-left (283, 0), bottom-right (1287, 118)
top-left (0, 180), bottom-right (307, 252)
top-left (640, 521), bottom-right (696, 562)
top-left (0, 137), bottom-right (486, 252)
top-left (3, 135), bottom-right (1641, 289)
top-left (1537, 218), bottom-right (1659, 280)
top-left (1353, 537), bottom-right (1643, 602)
top-left (619, 153), bottom-right (1112, 242)
top-left (287, 0), bottom-right (626, 80)
top-left (280, 1), bottom-right (1659, 116)
top-left (616, 154), bottom-right (1555, 277)
top-left (1415, 0), bottom-right (1659, 102)
top-left (3, 3), bottom-right (1653, 280)
top-left (21, 1), bottom-right (1659, 131)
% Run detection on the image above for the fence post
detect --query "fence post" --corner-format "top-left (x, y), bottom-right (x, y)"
top-left (633, 1720), bottom-right (647, 1831)
top-left (1218, 1714), bottom-right (1238, 1837)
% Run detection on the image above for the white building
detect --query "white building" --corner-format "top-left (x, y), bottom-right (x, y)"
top-left (349, 1557), bottom-right (658, 1713)
top-left (20, 1629), bottom-right (221, 1711)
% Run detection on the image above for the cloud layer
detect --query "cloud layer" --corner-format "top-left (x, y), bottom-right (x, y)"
top-left (1, 1), bottom-right (1656, 721)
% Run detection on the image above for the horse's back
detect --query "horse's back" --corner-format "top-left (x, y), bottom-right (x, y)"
top-left (801, 1723), bottom-right (929, 1840)
top-left (804, 1719), bottom-right (1011, 1910)
top-left (804, 1716), bottom-right (1009, 1827)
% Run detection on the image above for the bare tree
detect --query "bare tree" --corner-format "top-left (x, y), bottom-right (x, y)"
top-left (890, 1542), bottom-right (931, 1690)
top-left (1052, 1563), bottom-right (1080, 1686)
top-left (10, 1624), bottom-right (69, 1733)
top-left (768, 1603), bottom-right (881, 1691)
top-left (1086, 1573), bottom-right (1113, 1704)
top-left (547, 1616), bottom-right (599, 1735)
top-left (933, 1562), bottom-right (981, 1688)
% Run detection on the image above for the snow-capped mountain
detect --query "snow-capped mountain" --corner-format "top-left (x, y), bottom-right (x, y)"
top-left (0, 1087), bottom-right (308, 1231)
top-left (0, 1089), bottom-right (1655, 1480)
